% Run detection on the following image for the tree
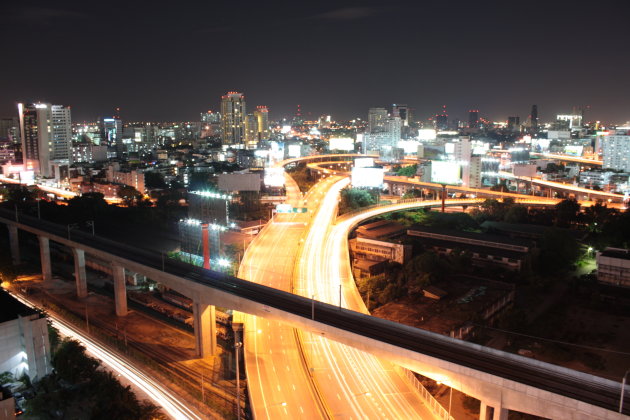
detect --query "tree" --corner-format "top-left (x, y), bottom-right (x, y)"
top-left (144, 171), bottom-right (166, 189)
top-left (402, 188), bottom-right (423, 199)
top-left (339, 188), bottom-right (377, 214)
top-left (537, 228), bottom-right (580, 273)
top-left (52, 339), bottom-right (100, 384)
top-left (396, 164), bottom-right (417, 177)
top-left (504, 205), bottom-right (529, 224)
top-left (117, 185), bottom-right (143, 206)
top-left (555, 198), bottom-right (580, 227)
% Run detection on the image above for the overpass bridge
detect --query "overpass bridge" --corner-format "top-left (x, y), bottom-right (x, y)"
top-left (0, 208), bottom-right (627, 419)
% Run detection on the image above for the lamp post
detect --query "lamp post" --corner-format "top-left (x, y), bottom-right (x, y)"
top-left (620, 368), bottom-right (630, 413)
top-left (67, 223), bottom-right (79, 239)
top-left (235, 341), bottom-right (243, 420)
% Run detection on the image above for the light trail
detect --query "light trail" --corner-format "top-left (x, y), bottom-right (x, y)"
top-left (6, 290), bottom-right (203, 420)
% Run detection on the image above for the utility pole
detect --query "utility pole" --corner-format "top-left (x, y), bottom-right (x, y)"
top-left (235, 342), bottom-right (243, 420)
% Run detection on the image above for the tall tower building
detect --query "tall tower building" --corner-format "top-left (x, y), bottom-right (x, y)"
top-left (50, 105), bottom-right (72, 162)
top-left (18, 103), bottom-right (67, 177)
top-left (392, 104), bottom-right (409, 126)
top-left (254, 106), bottom-right (270, 141)
top-left (368, 108), bottom-right (388, 133)
top-left (244, 114), bottom-right (258, 147)
top-left (529, 105), bottom-right (538, 132)
top-left (468, 110), bottom-right (479, 129)
top-left (220, 92), bottom-right (246, 146)
top-left (102, 117), bottom-right (123, 149)
top-left (602, 131), bottom-right (630, 171)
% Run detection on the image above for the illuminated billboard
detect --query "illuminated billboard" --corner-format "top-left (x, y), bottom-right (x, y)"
top-left (288, 144), bottom-right (301, 158)
top-left (397, 140), bottom-right (420, 154)
top-left (329, 137), bottom-right (354, 151)
top-left (430, 161), bottom-right (462, 185)
top-left (417, 129), bottom-right (437, 140)
top-left (351, 167), bottom-right (384, 188)
top-left (564, 145), bottom-right (583, 157)
top-left (264, 167), bottom-right (285, 187)
top-left (354, 157), bottom-right (374, 168)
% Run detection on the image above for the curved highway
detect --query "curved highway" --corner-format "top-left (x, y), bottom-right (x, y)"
top-left (1, 200), bottom-right (627, 416)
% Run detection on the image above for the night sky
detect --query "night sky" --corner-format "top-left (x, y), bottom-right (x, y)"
top-left (2, 1), bottom-right (630, 124)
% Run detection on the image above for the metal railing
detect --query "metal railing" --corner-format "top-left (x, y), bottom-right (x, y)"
top-left (394, 365), bottom-right (455, 420)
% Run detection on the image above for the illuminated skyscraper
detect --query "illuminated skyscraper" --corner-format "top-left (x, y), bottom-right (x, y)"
top-left (50, 105), bottom-right (72, 162)
top-left (18, 103), bottom-right (71, 176)
top-left (368, 107), bottom-right (388, 133)
top-left (220, 92), bottom-right (246, 146)
top-left (254, 106), bottom-right (270, 140)
top-left (602, 130), bottom-right (630, 171)
top-left (102, 118), bottom-right (122, 148)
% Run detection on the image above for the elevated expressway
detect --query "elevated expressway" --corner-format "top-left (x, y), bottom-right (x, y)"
top-left (1, 154), bottom-right (627, 420)
top-left (0, 206), bottom-right (627, 419)
top-left (306, 160), bottom-right (625, 207)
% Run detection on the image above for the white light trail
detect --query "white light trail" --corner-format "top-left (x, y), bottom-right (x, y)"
top-left (8, 291), bottom-right (202, 420)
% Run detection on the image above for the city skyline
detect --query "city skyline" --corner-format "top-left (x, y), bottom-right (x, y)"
top-left (2, 1), bottom-right (630, 123)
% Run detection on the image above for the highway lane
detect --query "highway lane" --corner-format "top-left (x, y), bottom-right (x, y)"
top-left (233, 174), bottom-right (341, 419)
top-left (296, 176), bottom-right (439, 420)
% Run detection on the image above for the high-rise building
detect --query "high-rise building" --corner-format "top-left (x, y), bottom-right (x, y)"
top-left (102, 118), bottom-right (123, 148)
top-left (392, 104), bottom-right (409, 126)
top-left (18, 103), bottom-right (72, 174)
top-left (0, 117), bottom-right (20, 143)
top-left (368, 108), bottom-right (388, 133)
top-left (435, 105), bottom-right (449, 131)
top-left (468, 110), bottom-right (479, 129)
top-left (254, 106), bottom-right (270, 141)
top-left (220, 92), bottom-right (246, 146)
top-left (50, 105), bottom-right (72, 162)
top-left (201, 110), bottom-right (221, 124)
top-left (507, 116), bottom-right (520, 132)
top-left (244, 114), bottom-right (258, 146)
top-left (602, 130), bottom-right (630, 171)
top-left (528, 105), bottom-right (538, 132)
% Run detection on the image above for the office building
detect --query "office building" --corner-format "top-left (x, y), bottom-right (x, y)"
top-left (254, 106), bottom-right (270, 140)
top-left (220, 92), bottom-right (246, 146)
top-left (392, 104), bottom-right (409, 126)
top-left (602, 131), bottom-right (630, 171)
top-left (0, 118), bottom-right (19, 143)
top-left (528, 105), bottom-right (538, 132)
top-left (368, 107), bottom-right (388, 133)
top-left (18, 103), bottom-right (54, 176)
top-left (50, 105), bottom-right (72, 162)
top-left (468, 110), bottom-right (479, 129)
top-left (507, 116), bottom-right (520, 132)
top-left (102, 117), bottom-right (123, 148)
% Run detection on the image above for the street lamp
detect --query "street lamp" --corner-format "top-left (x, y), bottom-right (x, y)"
top-left (235, 341), bottom-right (243, 420)
top-left (67, 223), bottom-right (79, 239)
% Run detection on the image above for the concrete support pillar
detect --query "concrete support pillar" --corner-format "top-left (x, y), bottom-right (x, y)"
top-left (38, 236), bottom-right (52, 283)
top-left (479, 402), bottom-right (508, 420)
top-left (72, 248), bottom-right (88, 299)
top-left (193, 301), bottom-right (216, 358)
top-left (493, 407), bottom-right (508, 420)
top-left (112, 264), bottom-right (128, 317)
top-left (8, 225), bottom-right (20, 265)
top-left (479, 402), bottom-right (490, 420)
